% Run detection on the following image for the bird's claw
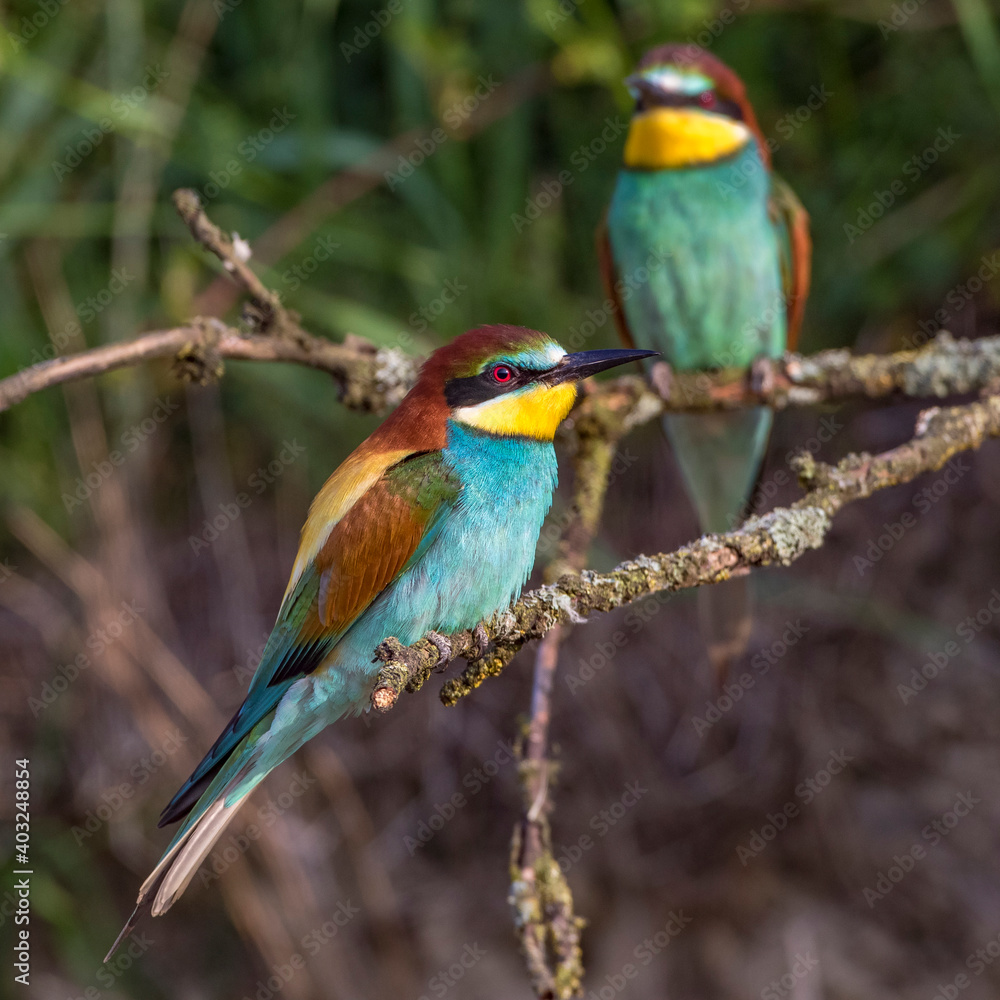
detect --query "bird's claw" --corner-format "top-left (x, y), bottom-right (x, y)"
top-left (425, 630), bottom-right (453, 669)
top-left (650, 360), bottom-right (673, 400)
top-left (472, 622), bottom-right (490, 659)
top-left (750, 355), bottom-right (776, 396)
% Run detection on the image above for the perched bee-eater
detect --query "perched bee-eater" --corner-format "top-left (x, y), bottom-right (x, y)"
top-left (106, 325), bottom-right (653, 958)
top-left (600, 45), bottom-right (811, 676)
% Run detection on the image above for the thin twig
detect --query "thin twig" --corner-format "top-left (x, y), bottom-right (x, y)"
top-left (172, 189), bottom-right (293, 337)
top-left (374, 392), bottom-right (1000, 702)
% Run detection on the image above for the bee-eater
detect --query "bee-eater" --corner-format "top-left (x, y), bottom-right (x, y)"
top-left (106, 325), bottom-right (653, 958)
top-left (600, 45), bottom-right (811, 676)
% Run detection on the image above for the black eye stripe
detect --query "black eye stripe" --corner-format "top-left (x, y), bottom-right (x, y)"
top-left (444, 363), bottom-right (539, 408)
top-left (634, 90), bottom-right (743, 122)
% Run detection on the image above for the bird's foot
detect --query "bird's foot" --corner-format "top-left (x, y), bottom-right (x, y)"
top-left (425, 630), bottom-right (453, 669)
top-left (750, 355), bottom-right (776, 397)
top-left (650, 360), bottom-right (673, 400)
top-left (472, 622), bottom-right (491, 659)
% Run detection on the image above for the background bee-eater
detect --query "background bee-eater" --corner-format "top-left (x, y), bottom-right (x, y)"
top-left (600, 44), bottom-right (812, 677)
top-left (106, 325), bottom-right (654, 958)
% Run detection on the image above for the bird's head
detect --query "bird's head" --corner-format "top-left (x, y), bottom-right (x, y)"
top-left (419, 325), bottom-right (655, 441)
top-left (622, 44), bottom-right (765, 171)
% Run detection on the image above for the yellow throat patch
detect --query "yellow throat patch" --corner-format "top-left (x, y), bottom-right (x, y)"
top-left (623, 107), bottom-right (751, 170)
top-left (452, 382), bottom-right (578, 440)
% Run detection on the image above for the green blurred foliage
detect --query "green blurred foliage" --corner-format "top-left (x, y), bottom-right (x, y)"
top-left (1, 1), bottom-right (998, 531)
top-left (1, 0), bottom-right (999, 993)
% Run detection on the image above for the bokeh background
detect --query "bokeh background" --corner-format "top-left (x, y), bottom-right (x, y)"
top-left (3, 0), bottom-right (1000, 997)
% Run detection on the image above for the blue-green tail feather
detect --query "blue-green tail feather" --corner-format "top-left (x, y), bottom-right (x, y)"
top-left (663, 407), bottom-right (772, 534)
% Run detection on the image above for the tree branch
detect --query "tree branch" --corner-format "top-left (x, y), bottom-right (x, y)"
top-left (0, 318), bottom-right (417, 415)
top-left (172, 189), bottom-right (292, 337)
top-left (373, 392), bottom-right (1000, 703)
top-left (507, 392), bottom-right (622, 999)
top-left (579, 330), bottom-right (1000, 424)
top-left (4, 184), bottom-right (1000, 422)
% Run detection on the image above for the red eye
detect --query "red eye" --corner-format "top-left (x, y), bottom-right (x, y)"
top-left (699, 91), bottom-right (716, 107)
top-left (492, 365), bottom-right (513, 383)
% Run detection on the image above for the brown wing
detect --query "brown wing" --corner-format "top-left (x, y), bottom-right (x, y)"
top-left (596, 214), bottom-right (635, 348)
top-left (314, 453), bottom-right (455, 631)
top-left (769, 174), bottom-right (812, 351)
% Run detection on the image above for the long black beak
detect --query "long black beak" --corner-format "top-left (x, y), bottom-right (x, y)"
top-left (542, 348), bottom-right (658, 385)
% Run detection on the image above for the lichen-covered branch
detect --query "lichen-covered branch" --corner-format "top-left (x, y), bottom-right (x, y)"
top-left (373, 393), bottom-right (1000, 702)
top-left (629, 331), bottom-right (1000, 414)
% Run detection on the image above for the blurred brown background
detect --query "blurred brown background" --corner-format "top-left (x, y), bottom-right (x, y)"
top-left (2, 0), bottom-right (1000, 997)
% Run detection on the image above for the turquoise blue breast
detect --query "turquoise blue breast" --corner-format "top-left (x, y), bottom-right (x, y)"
top-left (318, 422), bottom-right (557, 699)
top-left (607, 141), bottom-right (786, 371)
